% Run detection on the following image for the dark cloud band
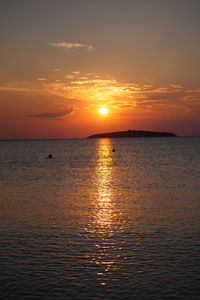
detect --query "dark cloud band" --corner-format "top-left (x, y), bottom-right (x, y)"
top-left (29, 108), bottom-right (73, 118)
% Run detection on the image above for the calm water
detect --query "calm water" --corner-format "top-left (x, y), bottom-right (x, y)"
top-left (0, 137), bottom-right (200, 299)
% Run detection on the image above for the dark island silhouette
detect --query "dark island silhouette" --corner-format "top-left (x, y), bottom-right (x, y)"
top-left (88, 129), bottom-right (177, 138)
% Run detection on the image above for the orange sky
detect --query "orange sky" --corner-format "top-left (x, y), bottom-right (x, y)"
top-left (1, 0), bottom-right (200, 138)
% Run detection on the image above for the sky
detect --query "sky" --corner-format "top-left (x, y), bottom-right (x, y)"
top-left (1, 0), bottom-right (200, 139)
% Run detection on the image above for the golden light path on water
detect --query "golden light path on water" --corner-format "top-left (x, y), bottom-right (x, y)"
top-left (94, 139), bottom-right (114, 234)
top-left (85, 139), bottom-right (124, 286)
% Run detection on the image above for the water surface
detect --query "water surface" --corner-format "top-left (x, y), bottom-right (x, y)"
top-left (1, 138), bottom-right (200, 299)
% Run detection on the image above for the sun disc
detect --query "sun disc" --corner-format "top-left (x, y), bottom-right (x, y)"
top-left (99, 107), bottom-right (108, 115)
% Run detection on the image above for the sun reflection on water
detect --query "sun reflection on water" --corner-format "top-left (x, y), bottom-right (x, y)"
top-left (85, 139), bottom-right (124, 285)
top-left (94, 139), bottom-right (115, 235)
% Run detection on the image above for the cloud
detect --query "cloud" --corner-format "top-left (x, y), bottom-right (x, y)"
top-left (48, 42), bottom-right (94, 52)
top-left (0, 85), bottom-right (44, 95)
top-left (36, 71), bottom-right (200, 118)
top-left (29, 108), bottom-right (73, 119)
top-left (37, 78), bottom-right (47, 81)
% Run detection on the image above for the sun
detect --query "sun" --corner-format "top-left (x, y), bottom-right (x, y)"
top-left (99, 107), bottom-right (108, 115)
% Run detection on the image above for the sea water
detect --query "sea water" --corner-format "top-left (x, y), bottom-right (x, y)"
top-left (0, 137), bottom-right (200, 299)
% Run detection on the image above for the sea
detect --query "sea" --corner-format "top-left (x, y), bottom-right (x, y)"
top-left (0, 137), bottom-right (200, 299)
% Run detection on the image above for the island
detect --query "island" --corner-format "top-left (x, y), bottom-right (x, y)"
top-left (87, 130), bottom-right (177, 138)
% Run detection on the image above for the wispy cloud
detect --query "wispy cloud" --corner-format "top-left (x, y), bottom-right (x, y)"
top-left (37, 78), bottom-right (47, 81)
top-left (29, 108), bottom-right (73, 119)
top-left (48, 42), bottom-right (94, 51)
top-left (34, 71), bottom-right (200, 118)
top-left (0, 86), bottom-right (44, 94)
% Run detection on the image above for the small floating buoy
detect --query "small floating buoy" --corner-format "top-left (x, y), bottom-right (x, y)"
top-left (112, 149), bottom-right (116, 152)
top-left (48, 154), bottom-right (53, 159)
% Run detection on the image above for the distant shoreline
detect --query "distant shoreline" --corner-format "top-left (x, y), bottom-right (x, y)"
top-left (2, 136), bottom-right (200, 142)
top-left (87, 130), bottom-right (177, 139)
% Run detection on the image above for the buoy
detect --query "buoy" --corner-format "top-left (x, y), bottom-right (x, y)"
top-left (48, 154), bottom-right (53, 159)
top-left (112, 149), bottom-right (116, 152)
